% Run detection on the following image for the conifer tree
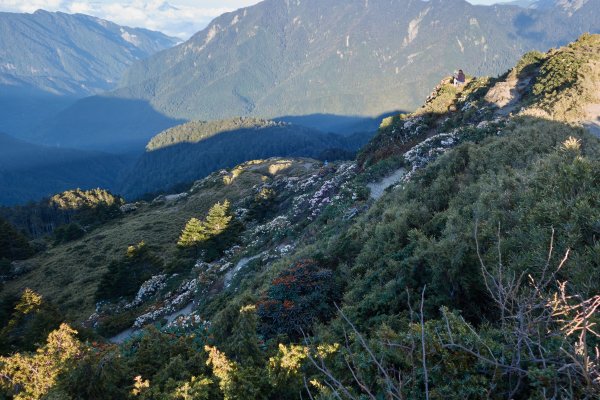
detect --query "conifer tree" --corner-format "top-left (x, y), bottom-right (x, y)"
top-left (177, 218), bottom-right (208, 248)
top-left (0, 289), bottom-right (63, 353)
top-left (227, 305), bottom-right (262, 365)
top-left (0, 217), bottom-right (33, 262)
top-left (0, 323), bottom-right (82, 400)
top-left (177, 201), bottom-right (233, 249)
top-left (204, 200), bottom-right (232, 236)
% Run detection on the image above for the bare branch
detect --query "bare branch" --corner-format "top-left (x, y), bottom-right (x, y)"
top-left (420, 285), bottom-right (430, 400)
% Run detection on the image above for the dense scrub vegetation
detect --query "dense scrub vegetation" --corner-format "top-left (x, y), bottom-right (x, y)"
top-left (96, 242), bottom-right (164, 303)
top-left (3, 116), bottom-right (598, 399)
top-left (529, 33), bottom-right (600, 121)
top-left (345, 119), bottom-right (600, 324)
top-left (257, 259), bottom-right (339, 339)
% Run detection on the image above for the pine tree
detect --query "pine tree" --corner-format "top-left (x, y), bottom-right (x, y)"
top-left (204, 200), bottom-right (232, 236)
top-left (0, 323), bottom-right (82, 400)
top-left (227, 305), bottom-right (262, 365)
top-left (177, 218), bottom-right (208, 248)
top-left (0, 217), bottom-right (33, 261)
top-left (0, 289), bottom-right (63, 353)
top-left (178, 201), bottom-right (233, 249)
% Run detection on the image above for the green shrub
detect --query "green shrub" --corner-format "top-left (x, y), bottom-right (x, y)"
top-left (0, 217), bottom-right (34, 261)
top-left (53, 223), bottom-right (85, 245)
top-left (257, 259), bottom-right (338, 339)
top-left (514, 50), bottom-right (545, 76)
top-left (95, 242), bottom-right (163, 302)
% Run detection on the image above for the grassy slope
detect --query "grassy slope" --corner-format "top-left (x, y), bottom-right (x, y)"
top-left (3, 160), bottom-right (321, 321)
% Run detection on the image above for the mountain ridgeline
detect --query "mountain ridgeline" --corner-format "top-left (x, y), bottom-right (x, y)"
top-left (1, 34), bottom-right (599, 399)
top-left (118, 117), bottom-right (367, 199)
top-left (37, 0), bottom-right (600, 150)
top-left (0, 10), bottom-right (178, 97)
top-left (0, 133), bottom-right (130, 205)
top-left (0, 116), bottom-right (369, 205)
top-left (0, 10), bottom-right (178, 140)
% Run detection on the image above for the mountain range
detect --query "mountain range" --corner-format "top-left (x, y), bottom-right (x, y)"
top-left (0, 10), bottom-right (178, 139)
top-left (0, 10), bottom-right (178, 97)
top-left (0, 115), bottom-right (366, 205)
top-left (35, 0), bottom-right (600, 151)
top-left (2, 0), bottom-right (599, 206)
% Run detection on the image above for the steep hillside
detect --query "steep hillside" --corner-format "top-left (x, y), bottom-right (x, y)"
top-left (118, 118), bottom-right (364, 199)
top-left (2, 158), bottom-right (361, 323)
top-left (0, 133), bottom-right (130, 205)
top-left (38, 0), bottom-right (600, 150)
top-left (527, 0), bottom-right (592, 10)
top-left (360, 32), bottom-right (600, 168)
top-left (0, 10), bottom-right (178, 140)
top-left (0, 10), bottom-right (177, 97)
top-left (1, 35), bottom-right (600, 399)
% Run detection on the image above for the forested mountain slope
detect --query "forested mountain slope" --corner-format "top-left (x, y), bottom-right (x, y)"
top-left (0, 133), bottom-right (129, 205)
top-left (38, 0), bottom-right (600, 150)
top-left (119, 0), bottom-right (599, 118)
top-left (0, 10), bottom-right (178, 140)
top-left (1, 34), bottom-right (600, 399)
top-left (118, 118), bottom-right (364, 199)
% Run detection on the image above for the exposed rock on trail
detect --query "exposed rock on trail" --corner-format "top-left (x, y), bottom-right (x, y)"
top-left (484, 71), bottom-right (532, 116)
top-left (584, 103), bottom-right (600, 137)
top-left (368, 168), bottom-right (406, 200)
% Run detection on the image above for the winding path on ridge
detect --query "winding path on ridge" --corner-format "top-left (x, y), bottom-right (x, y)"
top-left (109, 302), bottom-right (195, 344)
top-left (584, 103), bottom-right (600, 138)
top-left (367, 168), bottom-right (406, 200)
top-left (109, 254), bottom-right (262, 343)
top-left (224, 254), bottom-right (261, 288)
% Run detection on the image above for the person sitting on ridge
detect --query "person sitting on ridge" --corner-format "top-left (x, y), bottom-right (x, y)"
top-left (453, 69), bottom-right (466, 86)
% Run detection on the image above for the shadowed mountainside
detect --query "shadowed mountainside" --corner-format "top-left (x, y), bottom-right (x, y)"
top-left (0, 10), bottom-right (178, 141)
top-left (37, 0), bottom-right (600, 151)
top-left (33, 97), bottom-right (185, 151)
top-left (118, 118), bottom-right (368, 199)
top-left (0, 133), bottom-right (131, 205)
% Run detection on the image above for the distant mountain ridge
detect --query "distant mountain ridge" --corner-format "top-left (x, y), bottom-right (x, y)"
top-left (0, 132), bottom-right (129, 205)
top-left (117, 117), bottom-right (364, 199)
top-left (146, 118), bottom-right (288, 151)
top-left (511, 0), bottom-right (591, 11)
top-left (0, 10), bottom-right (178, 96)
top-left (38, 0), bottom-right (600, 151)
top-left (0, 10), bottom-right (178, 140)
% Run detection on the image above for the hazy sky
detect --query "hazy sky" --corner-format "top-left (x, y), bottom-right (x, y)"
top-left (0, 0), bottom-right (514, 39)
